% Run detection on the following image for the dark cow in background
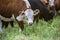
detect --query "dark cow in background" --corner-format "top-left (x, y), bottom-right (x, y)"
top-left (0, 0), bottom-right (39, 33)
top-left (28, 0), bottom-right (54, 23)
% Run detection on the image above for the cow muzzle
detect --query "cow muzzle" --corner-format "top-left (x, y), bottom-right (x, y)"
top-left (29, 23), bottom-right (33, 26)
top-left (28, 22), bottom-right (33, 26)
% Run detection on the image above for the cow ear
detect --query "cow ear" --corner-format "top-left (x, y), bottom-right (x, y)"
top-left (34, 9), bottom-right (40, 16)
top-left (19, 11), bottom-right (25, 15)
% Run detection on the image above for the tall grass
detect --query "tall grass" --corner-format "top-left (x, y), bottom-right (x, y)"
top-left (0, 16), bottom-right (60, 40)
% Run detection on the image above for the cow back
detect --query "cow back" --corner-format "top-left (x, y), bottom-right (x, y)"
top-left (0, 0), bottom-right (27, 18)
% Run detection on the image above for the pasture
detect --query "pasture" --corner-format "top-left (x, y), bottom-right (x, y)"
top-left (0, 16), bottom-right (60, 40)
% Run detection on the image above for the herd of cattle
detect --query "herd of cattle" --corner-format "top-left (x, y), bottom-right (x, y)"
top-left (0, 0), bottom-right (60, 33)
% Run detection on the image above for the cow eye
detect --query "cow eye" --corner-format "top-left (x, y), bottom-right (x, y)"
top-left (26, 18), bottom-right (28, 20)
top-left (25, 16), bottom-right (28, 20)
top-left (21, 13), bottom-right (25, 15)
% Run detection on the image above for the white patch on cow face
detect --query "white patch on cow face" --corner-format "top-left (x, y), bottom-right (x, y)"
top-left (49, 0), bottom-right (54, 7)
top-left (16, 14), bottom-right (24, 21)
top-left (0, 20), bottom-right (2, 33)
top-left (16, 11), bottom-right (24, 21)
top-left (24, 9), bottom-right (34, 25)
top-left (16, 9), bottom-right (34, 25)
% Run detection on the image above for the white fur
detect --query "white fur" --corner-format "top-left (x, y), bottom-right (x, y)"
top-left (0, 20), bottom-right (2, 33)
top-left (16, 14), bottom-right (24, 21)
top-left (0, 14), bottom-right (14, 21)
top-left (24, 9), bottom-right (34, 24)
top-left (49, 0), bottom-right (54, 6)
top-left (23, 0), bottom-right (31, 8)
top-left (16, 11), bottom-right (24, 21)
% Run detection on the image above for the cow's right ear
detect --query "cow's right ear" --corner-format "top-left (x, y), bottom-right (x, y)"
top-left (19, 11), bottom-right (25, 15)
top-left (34, 9), bottom-right (40, 16)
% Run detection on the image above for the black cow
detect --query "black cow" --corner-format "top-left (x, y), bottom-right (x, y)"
top-left (28, 0), bottom-right (54, 23)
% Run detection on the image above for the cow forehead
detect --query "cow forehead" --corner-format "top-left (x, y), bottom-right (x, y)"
top-left (24, 9), bottom-right (34, 16)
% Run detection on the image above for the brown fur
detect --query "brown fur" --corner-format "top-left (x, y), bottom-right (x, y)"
top-left (40, 0), bottom-right (49, 7)
top-left (0, 0), bottom-right (30, 31)
top-left (55, 0), bottom-right (60, 11)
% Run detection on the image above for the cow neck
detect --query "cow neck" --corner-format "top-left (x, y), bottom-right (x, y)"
top-left (23, 0), bottom-right (31, 11)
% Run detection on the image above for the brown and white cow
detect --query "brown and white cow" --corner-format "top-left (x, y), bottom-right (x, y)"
top-left (0, 0), bottom-right (39, 33)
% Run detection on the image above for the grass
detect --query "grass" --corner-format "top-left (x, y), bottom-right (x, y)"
top-left (0, 16), bottom-right (60, 40)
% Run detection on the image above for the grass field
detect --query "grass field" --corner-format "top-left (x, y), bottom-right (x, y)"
top-left (0, 16), bottom-right (60, 40)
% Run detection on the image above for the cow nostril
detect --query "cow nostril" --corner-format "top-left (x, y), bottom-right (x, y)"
top-left (29, 23), bottom-right (33, 26)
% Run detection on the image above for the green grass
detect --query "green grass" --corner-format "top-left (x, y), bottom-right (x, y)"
top-left (0, 16), bottom-right (60, 40)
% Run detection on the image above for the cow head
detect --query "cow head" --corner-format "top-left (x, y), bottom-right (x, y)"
top-left (16, 0), bottom-right (40, 26)
top-left (16, 9), bottom-right (40, 26)
top-left (49, 0), bottom-right (55, 7)
top-left (24, 9), bottom-right (40, 25)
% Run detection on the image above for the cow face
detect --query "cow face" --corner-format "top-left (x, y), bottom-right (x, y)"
top-left (49, 0), bottom-right (55, 7)
top-left (16, 9), bottom-right (40, 26)
top-left (24, 9), bottom-right (39, 26)
top-left (24, 9), bottom-right (34, 25)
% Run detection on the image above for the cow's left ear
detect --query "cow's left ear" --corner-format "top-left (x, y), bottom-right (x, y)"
top-left (34, 9), bottom-right (40, 16)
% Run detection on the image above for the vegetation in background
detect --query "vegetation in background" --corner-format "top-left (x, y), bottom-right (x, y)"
top-left (0, 16), bottom-right (60, 40)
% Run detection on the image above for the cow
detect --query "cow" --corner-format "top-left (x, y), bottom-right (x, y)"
top-left (40, 0), bottom-right (49, 7)
top-left (2, 0), bottom-right (50, 28)
top-left (28, 0), bottom-right (54, 23)
top-left (0, 0), bottom-right (39, 33)
top-left (49, 0), bottom-right (60, 16)
top-left (1, 0), bottom-right (50, 29)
